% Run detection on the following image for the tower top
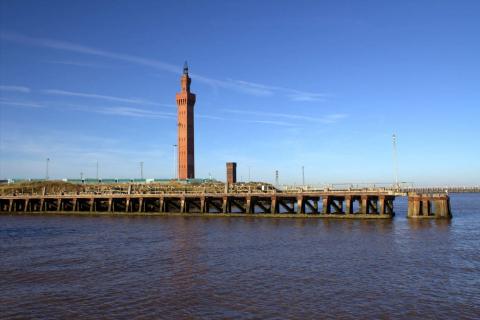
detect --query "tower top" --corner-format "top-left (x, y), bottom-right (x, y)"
top-left (183, 61), bottom-right (189, 75)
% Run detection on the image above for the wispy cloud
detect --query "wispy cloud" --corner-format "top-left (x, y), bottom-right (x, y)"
top-left (42, 89), bottom-right (173, 107)
top-left (287, 91), bottom-right (327, 102)
top-left (1, 32), bottom-right (327, 101)
top-left (247, 119), bottom-right (296, 127)
top-left (58, 103), bottom-right (176, 119)
top-left (224, 109), bottom-right (347, 124)
top-left (0, 98), bottom-right (43, 108)
top-left (96, 106), bottom-right (176, 119)
top-left (0, 85), bottom-right (31, 93)
top-left (196, 114), bottom-right (225, 120)
top-left (45, 60), bottom-right (112, 69)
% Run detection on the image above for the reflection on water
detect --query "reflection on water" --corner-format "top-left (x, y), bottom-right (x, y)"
top-left (0, 193), bottom-right (479, 319)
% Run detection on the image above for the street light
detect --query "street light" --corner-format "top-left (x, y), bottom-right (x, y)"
top-left (302, 166), bottom-right (305, 186)
top-left (96, 160), bottom-right (99, 182)
top-left (45, 158), bottom-right (50, 180)
top-left (392, 134), bottom-right (399, 189)
top-left (140, 161), bottom-right (144, 180)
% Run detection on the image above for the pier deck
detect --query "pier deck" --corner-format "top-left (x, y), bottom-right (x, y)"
top-left (0, 190), bottom-right (451, 219)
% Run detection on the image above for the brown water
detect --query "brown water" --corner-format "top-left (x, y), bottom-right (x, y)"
top-left (1, 194), bottom-right (479, 319)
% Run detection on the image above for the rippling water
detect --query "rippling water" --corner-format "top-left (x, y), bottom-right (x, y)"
top-left (1, 194), bottom-right (479, 319)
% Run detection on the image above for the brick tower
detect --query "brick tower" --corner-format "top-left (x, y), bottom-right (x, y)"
top-left (176, 62), bottom-right (196, 179)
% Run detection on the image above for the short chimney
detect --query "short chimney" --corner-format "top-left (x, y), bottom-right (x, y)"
top-left (226, 162), bottom-right (237, 184)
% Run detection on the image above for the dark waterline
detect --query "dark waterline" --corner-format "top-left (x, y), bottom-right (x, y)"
top-left (1, 194), bottom-right (479, 319)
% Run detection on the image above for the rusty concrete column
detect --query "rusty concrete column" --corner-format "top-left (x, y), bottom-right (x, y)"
top-left (360, 196), bottom-right (368, 215)
top-left (24, 199), bottom-right (29, 212)
top-left (271, 196), bottom-right (278, 214)
top-left (433, 195), bottom-right (452, 218)
top-left (245, 196), bottom-right (252, 214)
top-left (200, 197), bottom-right (206, 213)
top-left (138, 198), bottom-right (144, 213)
top-left (57, 199), bottom-right (62, 212)
top-left (322, 197), bottom-right (329, 214)
top-left (222, 197), bottom-right (228, 213)
top-left (89, 198), bottom-right (94, 212)
top-left (8, 199), bottom-right (13, 212)
top-left (345, 196), bottom-right (352, 215)
top-left (40, 198), bottom-right (44, 212)
top-left (407, 194), bottom-right (421, 218)
top-left (297, 196), bottom-right (304, 214)
top-left (378, 196), bottom-right (385, 215)
top-left (73, 198), bottom-right (78, 211)
top-left (108, 198), bottom-right (113, 212)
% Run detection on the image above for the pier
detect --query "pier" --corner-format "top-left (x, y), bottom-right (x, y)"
top-left (0, 187), bottom-right (451, 219)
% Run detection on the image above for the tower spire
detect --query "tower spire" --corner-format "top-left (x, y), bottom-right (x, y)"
top-left (183, 61), bottom-right (189, 75)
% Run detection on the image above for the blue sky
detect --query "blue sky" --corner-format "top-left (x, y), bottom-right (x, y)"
top-left (0, 0), bottom-right (479, 186)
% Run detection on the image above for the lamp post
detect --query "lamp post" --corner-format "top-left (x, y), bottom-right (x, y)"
top-left (45, 158), bottom-right (50, 180)
top-left (140, 161), bottom-right (144, 180)
top-left (302, 166), bottom-right (305, 187)
top-left (392, 134), bottom-right (399, 189)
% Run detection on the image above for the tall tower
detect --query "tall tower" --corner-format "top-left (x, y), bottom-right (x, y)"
top-left (176, 62), bottom-right (196, 179)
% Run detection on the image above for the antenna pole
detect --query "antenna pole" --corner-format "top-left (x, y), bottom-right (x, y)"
top-left (392, 134), bottom-right (399, 189)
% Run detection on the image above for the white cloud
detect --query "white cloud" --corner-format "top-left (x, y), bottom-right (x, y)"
top-left (1, 32), bottom-right (327, 101)
top-left (223, 109), bottom-right (347, 124)
top-left (96, 106), bottom-right (176, 119)
top-left (0, 85), bottom-right (31, 93)
top-left (0, 98), bottom-right (43, 108)
top-left (45, 60), bottom-right (112, 68)
top-left (41, 89), bottom-right (174, 107)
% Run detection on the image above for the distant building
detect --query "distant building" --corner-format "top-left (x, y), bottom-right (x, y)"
top-left (226, 162), bottom-right (237, 184)
top-left (176, 62), bottom-right (196, 179)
